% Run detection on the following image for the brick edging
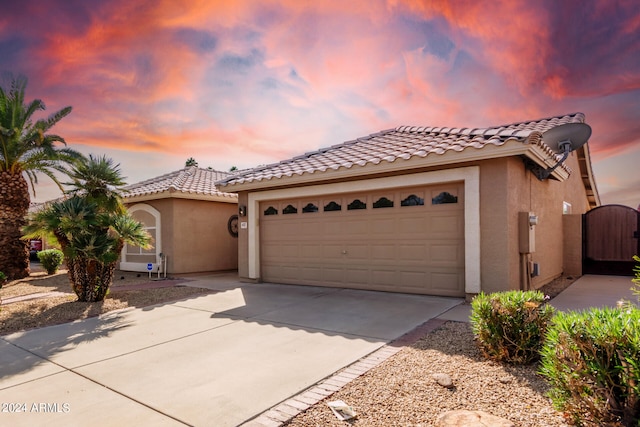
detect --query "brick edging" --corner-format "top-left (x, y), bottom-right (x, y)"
top-left (241, 318), bottom-right (448, 427)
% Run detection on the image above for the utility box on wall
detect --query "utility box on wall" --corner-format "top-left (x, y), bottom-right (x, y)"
top-left (519, 211), bottom-right (537, 253)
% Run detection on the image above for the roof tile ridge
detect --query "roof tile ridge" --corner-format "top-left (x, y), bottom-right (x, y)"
top-left (169, 167), bottom-right (194, 191)
top-left (395, 112), bottom-right (583, 138)
top-left (123, 168), bottom-right (184, 190)
top-left (487, 112), bottom-right (583, 130)
top-left (194, 166), bottom-right (232, 177)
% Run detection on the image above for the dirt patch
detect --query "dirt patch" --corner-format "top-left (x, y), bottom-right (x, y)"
top-left (0, 267), bottom-right (212, 336)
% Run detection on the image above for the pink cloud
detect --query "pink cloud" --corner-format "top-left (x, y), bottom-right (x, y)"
top-left (3, 0), bottom-right (638, 207)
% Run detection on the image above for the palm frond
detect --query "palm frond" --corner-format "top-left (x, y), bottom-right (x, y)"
top-left (0, 74), bottom-right (76, 186)
top-left (111, 214), bottom-right (153, 249)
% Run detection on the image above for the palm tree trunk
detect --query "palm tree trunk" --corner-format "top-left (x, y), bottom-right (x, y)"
top-left (0, 171), bottom-right (31, 279)
top-left (67, 255), bottom-right (116, 302)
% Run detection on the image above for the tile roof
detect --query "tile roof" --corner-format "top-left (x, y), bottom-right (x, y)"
top-left (123, 166), bottom-right (237, 200)
top-left (218, 113), bottom-right (586, 188)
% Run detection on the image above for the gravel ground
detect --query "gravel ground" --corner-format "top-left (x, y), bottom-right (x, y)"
top-left (285, 321), bottom-right (569, 427)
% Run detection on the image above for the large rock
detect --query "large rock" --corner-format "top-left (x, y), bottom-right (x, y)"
top-left (435, 410), bottom-right (514, 427)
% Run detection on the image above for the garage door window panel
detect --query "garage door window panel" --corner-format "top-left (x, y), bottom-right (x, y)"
top-left (302, 202), bottom-right (319, 213)
top-left (347, 199), bottom-right (367, 210)
top-left (401, 194), bottom-right (425, 206)
top-left (373, 196), bottom-right (394, 208)
top-left (264, 206), bottom-right (278, 215)
top-left (324, 201), bottom-right (342, 212)
top-left (283, 204), bottom-right (298, 214)
top-left (429, 185), bottom-right (460, 205)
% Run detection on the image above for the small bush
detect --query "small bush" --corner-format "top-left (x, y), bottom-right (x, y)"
top-left (470, 290), bottom-right (555, 364)
top-left (37, 249), bottom-right (64, 274)
top-left (539, 307), bottom-right (640, 427)
top-left (0, 271), bottom-right (6, 288)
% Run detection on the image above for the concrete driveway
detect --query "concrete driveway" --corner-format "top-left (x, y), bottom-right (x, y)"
top-left (0, 274), bottom-right (462, 427)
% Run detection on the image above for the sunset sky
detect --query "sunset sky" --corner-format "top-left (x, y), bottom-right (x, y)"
top-left (1, 0), bottom-right (639, 207)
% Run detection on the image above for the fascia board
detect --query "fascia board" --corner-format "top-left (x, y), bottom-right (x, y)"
top-left (123, 191), bottom-right (237, 204)
top-left (576, 144), bottom-right (601, 207)
top-left (523, 145), bottom-right (570, 181)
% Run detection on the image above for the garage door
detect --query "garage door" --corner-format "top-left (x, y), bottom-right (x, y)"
top-left (259, 183), bottom-right (465, 296)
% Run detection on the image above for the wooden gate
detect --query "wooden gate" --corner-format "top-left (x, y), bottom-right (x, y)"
top-left (583, 205), bottom-right (640, 276)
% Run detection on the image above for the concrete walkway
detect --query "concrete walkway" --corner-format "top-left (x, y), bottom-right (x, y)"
top-left (433, 274), bottom-right (637, 323)
top-left (548, 274), bottom-right (636, 312)
top-left (0, 273), bottom-right (462, 427)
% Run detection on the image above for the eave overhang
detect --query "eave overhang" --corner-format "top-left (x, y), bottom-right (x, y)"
top-left (123, 189), bottom-right (238, 204)
top-left (220, 136), bottom-right (571, 193)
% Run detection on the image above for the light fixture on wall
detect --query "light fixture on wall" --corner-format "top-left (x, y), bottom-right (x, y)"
top-left (239, 205), bottom-right (247, 217)
top-left (528, 123), bottom-right (591, 180)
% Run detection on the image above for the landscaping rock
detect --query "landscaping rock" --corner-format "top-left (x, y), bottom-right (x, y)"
top-left (435, 409), bottom-right (514, 427)
top-left (498, 376), bottom-right (512, 384)
top-left (432, 372), bottom-right (454, 388)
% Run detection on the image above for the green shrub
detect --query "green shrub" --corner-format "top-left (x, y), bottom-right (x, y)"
top-left (37, 249), bottom-right (64, 274)
top-left (0, 271), bottom-right (6, 288)
top-left (470, 290), bottom-right (555, 364)
top-left (539, 307), bottom-right (640, 426)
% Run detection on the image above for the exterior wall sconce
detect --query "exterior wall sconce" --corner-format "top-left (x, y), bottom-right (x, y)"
top-left (239, 205), bottom-right (247, 217)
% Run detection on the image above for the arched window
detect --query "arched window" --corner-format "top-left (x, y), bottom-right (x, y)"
top-left (120, 203), bottom-right (161, 272)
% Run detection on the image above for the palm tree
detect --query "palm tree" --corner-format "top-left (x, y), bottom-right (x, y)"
top-left (23, 155), bottom-right (151, 302)
top-left (0, 74), bottom-right (82, 279)
top-left (185, 157), bottom-right (198, 167)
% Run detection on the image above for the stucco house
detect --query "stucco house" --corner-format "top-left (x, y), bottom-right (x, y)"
top-left (120, 166), bottom-right (239, 274)
top-left (218, 113), bottom-right (600, 299)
